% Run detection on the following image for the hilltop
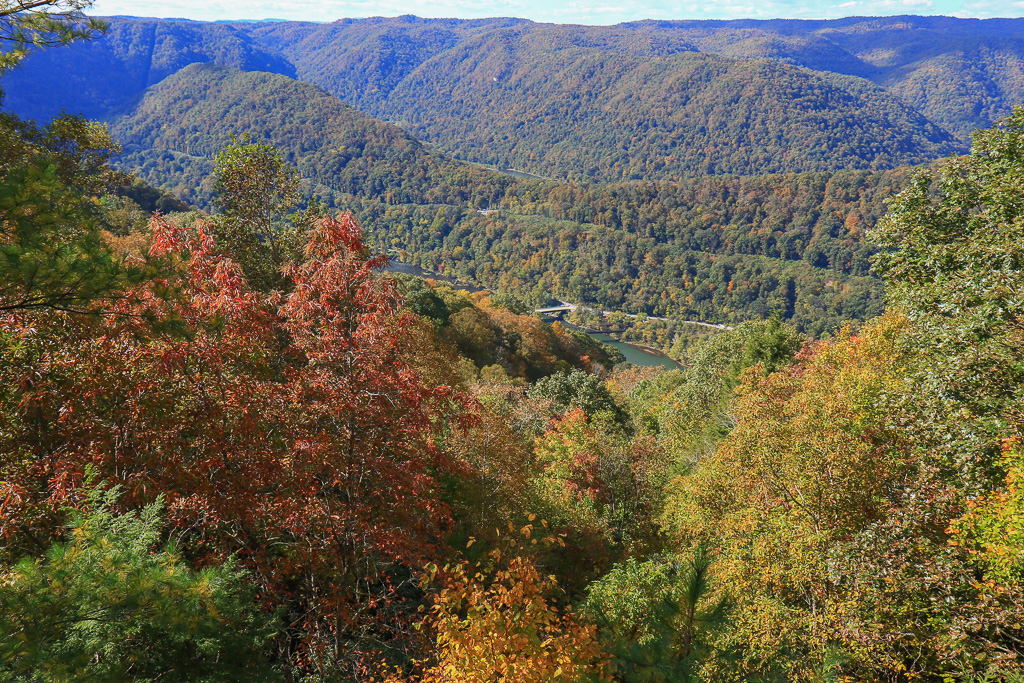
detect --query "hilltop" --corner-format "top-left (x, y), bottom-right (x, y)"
top-left (7, 15), bottom-right (1009, 181)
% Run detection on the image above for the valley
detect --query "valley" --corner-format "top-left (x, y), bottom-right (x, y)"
top-left (4, 6), bottom-right (1024, 681)
top-left (2, 34), bottom-right (928, 335)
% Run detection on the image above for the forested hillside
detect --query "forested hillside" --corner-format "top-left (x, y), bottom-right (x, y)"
top-left (245, 14), bottom-right (1024, 152)
top-left (351, 166), bottom-right (899, 335)
top-left (370, 43), bottom-right (955, 181)
top-left (6, 57), bottom-right (1024, 678)
top-left (108, 63), bottom-right (905, 332)
top-left (110, 63), bottom-right (479, 206)
top-left (6, 15), bottom-right (1005, 183)
top-left (11, 16), bottom-right (1024, 182)
top-left (248, 19), bottom-right (959, 181)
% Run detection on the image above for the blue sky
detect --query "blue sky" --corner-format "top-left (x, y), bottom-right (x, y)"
top-left (92, 0), bottom-right (1024, 24)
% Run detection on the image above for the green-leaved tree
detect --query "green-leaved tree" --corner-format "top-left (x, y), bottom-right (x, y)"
top-left (212, 136), bottom-right (300, 291)
top-left (0, 487), bottom-right (281, 682)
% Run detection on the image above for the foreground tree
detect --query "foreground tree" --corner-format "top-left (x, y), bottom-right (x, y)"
top-left (873, 106), bottom-right (1024, 452)
top-left (662, 313), bottom-right (914, 679)
top-left (0, 0), bottom-right (106, 70)
top-left (583, 546), bottom-right (730, 683)
top-left (848, 105), bottom-right (1024, 678)
top-left (0, 211), bottom-right (473, 676)
top-left (379, 530), bottom-right (609, 683)
top-left (0, 111), bottom-right (150, 315)
top-left (0, 486), bottom-right (278, 682)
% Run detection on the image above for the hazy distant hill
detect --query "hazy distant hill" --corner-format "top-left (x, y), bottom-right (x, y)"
top-left (244, 15), bottom-right (1024, 153)
top-left (246, 17), bottom-right (966, 181)
top-left (7, 15), bottom-right (974, 182)
top-left (245, 16), bottom-right (532, 114)
top-left (362, 35), bottom-right (957, 181)
top-left (674, 16), bottom-right (1024, 140)
top-left (0, 18), bottom-right (295, 123)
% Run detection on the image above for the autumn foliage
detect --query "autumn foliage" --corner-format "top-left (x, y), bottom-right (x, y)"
top-left (1, 212), bottom-right (472, 668)
top-left (376, 528), bottom-right (610, 683)
top-left (7, 94), bottom-right (1024, 681)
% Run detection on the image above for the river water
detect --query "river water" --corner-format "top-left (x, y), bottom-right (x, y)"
top-left (587, 332), bottom-right (681, 370)
top-left (383, 262), bottom-right (680, 370)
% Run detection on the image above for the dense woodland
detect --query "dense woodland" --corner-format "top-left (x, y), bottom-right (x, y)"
top-left (12, 15), bottom-right (1024, 181)
top-left (2, 15), bottom-right (972, 182)
top-left (5, 3), bottom-right (1024, 682)
top-left (12, 12), bottom-right (1024, 335)
top-left (94, 63), bottom-right (899, 333)
top-left (351, 45), bottom-right (957, 181)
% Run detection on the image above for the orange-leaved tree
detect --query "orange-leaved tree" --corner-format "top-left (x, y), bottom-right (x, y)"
top-left (533, 409), bottom-right (669, 557)
top-left (378, 525), bottom-right (611, 683)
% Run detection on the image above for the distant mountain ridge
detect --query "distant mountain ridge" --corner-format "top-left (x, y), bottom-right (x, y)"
top-left (9, 13), bottom-right (1021, 332)
top-left (243, 14), bottom-right (1024, 152)
top-left (0, 18), bottom-right (296, 122)
top-left (11, 14), bottom-right (1022, 181)
top-left (362, 36), bottom-right (956, 180)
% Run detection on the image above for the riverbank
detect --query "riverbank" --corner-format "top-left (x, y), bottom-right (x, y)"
top-left (383, 260), bottom-right (488, 293)
top-left (561, 323), bottom-right (681, 370)
top-left (383, 261), bottom-right (683, 370)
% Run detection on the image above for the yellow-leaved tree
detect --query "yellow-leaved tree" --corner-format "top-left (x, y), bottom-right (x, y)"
top-left (377, 526), bottom-right (610, 683)
top-left (662, 311), bottom-right (913, 680)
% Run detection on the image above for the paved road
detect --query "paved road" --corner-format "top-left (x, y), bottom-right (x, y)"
top-left (535, 301), bottom-right (732, 331)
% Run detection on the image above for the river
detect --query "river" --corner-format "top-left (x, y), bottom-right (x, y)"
top-left (587, 332), bottom-right (681, 370)
top-left (384, 262), bottom-right (681, 370)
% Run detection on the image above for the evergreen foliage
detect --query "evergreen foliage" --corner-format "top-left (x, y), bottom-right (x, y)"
top-left (584, 547), bottom-right (730, 682)
top-left (0, 487), bottom-right (280, 682)
top-left (0, 110), bottom-right (154, 314)
top-left (0, 0), bottom-right (106, 71)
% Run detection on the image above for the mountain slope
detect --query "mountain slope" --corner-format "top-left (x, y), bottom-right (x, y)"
top-left (247, 15), bottom-right (1024, 149)
top-left (249, 19), bottom-right (960, 181)
top-left (374, 35), bottom-right (957, 181)
top-left (6, 15), bottom-right (965, 183)
top-left (246, 16), bottom-right (532, 113)
top-left (107, 63), bottom-right (901, 334)
top-left (10, 16), bottom-right (1024, 159)
top-left (628, 16), bottom-right (1024, 141)
top-left (875, 39), bottom-right (1024, 140)
top-left (110, 62), bottom-right (515, 208)
top-left (0, 18), bottom-right (295, 123)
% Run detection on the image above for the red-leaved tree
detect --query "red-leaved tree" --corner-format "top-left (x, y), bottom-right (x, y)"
top-left (0, 213), bottom-right (473, 674)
